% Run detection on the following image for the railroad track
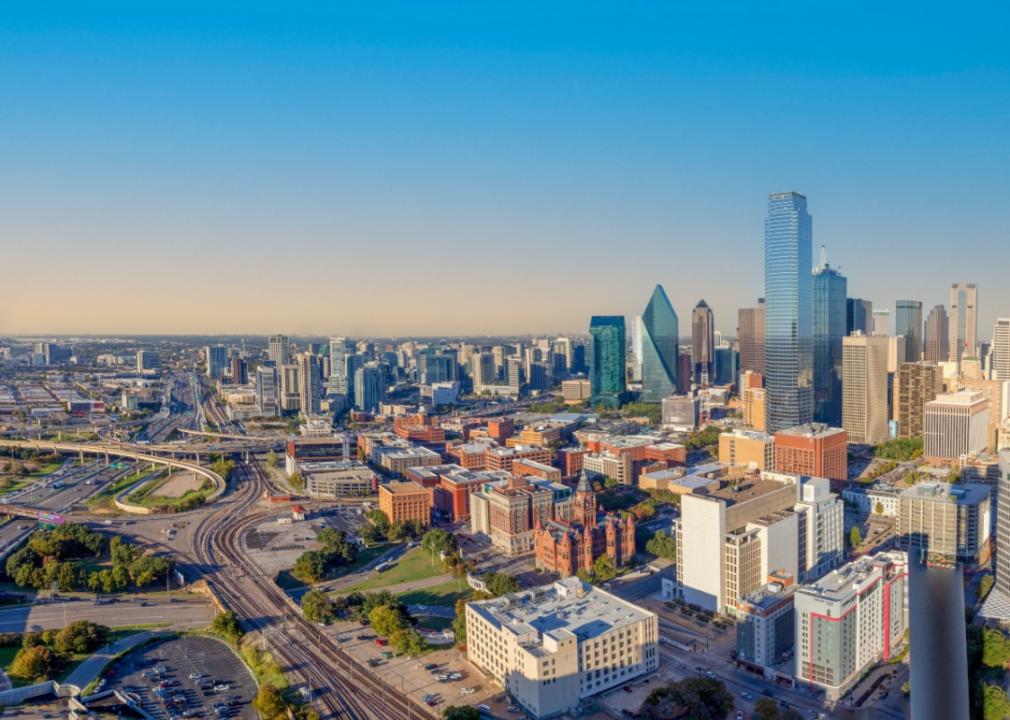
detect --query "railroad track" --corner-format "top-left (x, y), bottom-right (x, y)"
top-left (190, 461), bottom-right (428, 720)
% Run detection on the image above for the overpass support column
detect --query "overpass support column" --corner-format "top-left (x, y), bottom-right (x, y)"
top-left (79, 450), bottom-right (84, 464)
top-left (104, 451), bottom-right (110, 466)
top-left (244, 450), bottom-right (250, 463)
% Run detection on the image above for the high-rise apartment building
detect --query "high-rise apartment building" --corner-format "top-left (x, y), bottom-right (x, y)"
top-left (812, 256), bottom-right (847, 426)
top-left (846, 298), bottom-right (873, 336)
top-left (871, 310), bottom-right (891, 337)
top-left (279, 363), bottom-right (301, 413)
top-left (773, 424), bottom-right (847, 484)
top-left (738, 299), bottom-right (766, 375)
top-left (466, 578), bottom-right (658, 719)
top-left (896, 362), bottom-right (943, 438)
top-left (924, 390), bottom-right (990, 461)
top-left (764, 191), bottom-right (814, 432)
top-left (842, 333), bottom-right (889, 445)
top-left (895, 301), bottom-right (923, 363)
top-left (949, 283), bottom-right (979, 363)
top-left (136, 350), bottom-right (161, 374)
top-left (354, 364), bottom-right (385, 412)
top-left (471, 351), bottom-right (495, 389)
top-left (987, 451), bottom-right (1010, 617)
top-left (588, 315), bottom-right (626, 408)
top-left (631, 315), bottom-right (643, 383)
top-left (692, 300), bottom-right (715, 385)
top-left (743, 387), bottom-right (768, 431)
top-left (254, 365), bottom-right (279, 417)
top-left (205, 345), bottom-right (228, 379)
top-left (794, 551), bottom-right (908, 700)
top-left (327, 337), bottom-right (353, 395)
top-left (296, 353), bottom-right (321, 416)
top-left (268, 334), bottom-right (290, 366)
top-left (924, 304), bottom-right (949, 363)
top-left (230, 356), bottom-right (248, 385)
top-left (639, 285), bottom-right (679, 403)
top-left (897, 482), bottom-right (991, 565)
top-left (991, 319), bottom-right (1010, 381)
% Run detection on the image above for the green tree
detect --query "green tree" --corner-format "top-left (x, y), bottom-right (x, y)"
top-left (390, 627), bottom-right (428, 656)
top-left (421, 529), bottom-right (458, 556)
top-left (984, 684), bottom-right (1010, 720)
top-left (875, 501), bottom-right (885, 515)
top-left (593, 555), bottom-right (617, 583)
top-left (253, 684), bottom-right (288, 720)
top-left (849, 526), bottom-right (862, 547)
top-left (646, 530), bottom-right (677, 559)
top-left (301, 589), bottom-right (335, 624)
top-left (983, 628), bottom-right (1010, 668)
top-left (368, 603), bottom-right (409, 638)
top-left (603, 477), bottom-right (619, 489)
top-left (442, 707), bottom-right (481, 720)
top-left (9, 645), bottom-right (60, 682)
top-left (292, 551), bottom-right (328, 583)
top-left (452, 598), bottom-right (467, 645)
top-left (979, 574), bottom-right (996, 602)
top-left (266, 450), bottom-right (279, 468)
top-left (640, 677), bottom-right (733, 720)
top-left (482, 572), bottom-right (521, 597)
top-left (211, 610), bottom-right (245, 645)
top-left (54, 620), bottom-right (109, 655)
top-left (753, 698), bottom-right (780, 719)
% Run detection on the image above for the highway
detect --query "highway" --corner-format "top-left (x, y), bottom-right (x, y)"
top-left (0, 597), bottom-right (213, 632)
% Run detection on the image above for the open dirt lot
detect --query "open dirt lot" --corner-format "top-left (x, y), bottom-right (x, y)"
top-left (152, 471), bottom-right (203, 498)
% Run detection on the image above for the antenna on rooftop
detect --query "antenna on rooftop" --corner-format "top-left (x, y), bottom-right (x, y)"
top-left (820, 244), bottom-right (828, 268)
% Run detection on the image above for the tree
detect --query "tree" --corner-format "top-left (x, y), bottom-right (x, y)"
top-left (302, 589), bottom-right (335, 624)
top-left (422, 529), bottom-right (458, 556)
top-left (640, 677), bottom-right (733, 720)
top-left (646, 531), bottom-right (677, 559)
top-left (9, 645), bottom-right (59, 682)
top-left (984, 684), bottom-right (1010, 720)
top-left (482, 572), bottom-right (521, 597)
top-left (390, 627), bottom-right (428, 656)
top-left (266, 450), bottom-right (279, 468)
top-left (54, 620), bottom-right (109, 655)
top-left (442, 707), bottom-right (481, 720)
top-left (979, 574), bottom-right (996, 602)
top-left (849, 526), bottom-right (862, 547)
top-left (253, 684), bottom-right (288, 720)
top-left (604, 477), bottom-right (619, 489)
top-left (211, 610), bottom-right (245, 645)
top-left (292, 551), bottom-right (328, 583)
top-left (753, 698), bottom-right (780, 719)
top-left (593, 555), bottom-right (617, 583)
top-left (874, 501), bottom-right (885, 515)
top-left (452, 598), bottom-right (467, 645)
top-left (983, 628), bottom-right (1010, 669)
top-left (369, 604), bottom-right (409, 638)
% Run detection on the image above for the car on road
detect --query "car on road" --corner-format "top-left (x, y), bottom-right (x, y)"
top-left (740, 691), bottom-right (752, 700)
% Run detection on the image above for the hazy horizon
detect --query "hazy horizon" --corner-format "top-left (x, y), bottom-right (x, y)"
top-left (3, 4), bottom-right (1008, 338)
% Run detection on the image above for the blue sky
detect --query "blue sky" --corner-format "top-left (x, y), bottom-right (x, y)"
top-left (1, 2), bottom-right (1008, 337)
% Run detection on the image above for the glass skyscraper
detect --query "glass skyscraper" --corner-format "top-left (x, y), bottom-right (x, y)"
top-left (589, 315), bottom-right (626, 408)
top-left (764, 191), bottom-right (814, 432)
top-left (813, 259), bottom-right (847, 426)
top-left (895, 300), bottom-right (923, 363)
top-left (640, 285), bottom-right (679, 402)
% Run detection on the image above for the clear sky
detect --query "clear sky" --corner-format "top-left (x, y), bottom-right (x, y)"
top-left (2, 2), bottom-right (1008, 338)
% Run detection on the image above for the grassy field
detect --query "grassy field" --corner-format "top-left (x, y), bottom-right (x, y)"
top-left (415, 615), bottom-right (454, 631)
top-left (29, 462), bottom-right (63, 477)
top-left (0, 477), bottom-right (33, 495)
top-left (337, 547), bottom-right (443, 594)
top-left (86, 467), bottom-right (156, 509)
top-left (397, 580), bottom-right (471, 607)
top-left (129, 479), bottom-right (214, 512)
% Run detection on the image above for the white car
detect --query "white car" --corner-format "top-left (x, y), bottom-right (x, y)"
top-left (460, 687), bottom-right (475, 695)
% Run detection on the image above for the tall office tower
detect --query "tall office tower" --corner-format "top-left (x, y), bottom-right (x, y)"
top-left (296, 353), bottom-right (321, 416)
top-left (896, 362), bottom-right (943, 438)
top-left (764, 191), bottom-right (814, 432)
top-left (327, 337), bottom-right (353, 395)
top-left (205, 345), bottom-right (228, 379)
top-left (491, 346), bottom-right (506, 379)
top-left (924, 304), bottom-right (949, 363)
top-left (506, 356), bottom-right (524, 389)
top-left (279, 363), bottom-right (301, 412)
top-left (895, 300), bottom-right (923, 363)
top-left (812, 253), bottom-right (847, 426)
top-left (987, 451), bottom-right (1010, 619)
top-left (950, 283), bottom-right (979, 362)
top-left (230, 356), bottom-right (248, 385)
top-left (570, 343), bottom-right (586, 374)
top-left (640, 285), bottom-right (679, 403)
top-left (553, 337), bottom-right (573, 373)
top-left (737, 299), bottom-right (765, 375)
top-left (677, 352), bottom-right (692, 394)
top-left (631, 316), bottom-right (644, 383)
top-left (136, 350), bottom-right (161, 374)
top-left (471, 352), bottom-right (495, 388)
top-left (871, 309), bottom-right (891, 337)
top-left (842, 333), bottom-right (890, 445)
top-left (714, 345), bottom-right (738, 386)
top-left (991, 319), bottom-right (1010, 381)
top-left (254, 365), bottom-right (279, 417)
top-left (588, 316), bottom-right (626, 408)
top-left (691, 300), bottom-right (715, 385)
top-left (846, 298), bottom-right (873, 335)
top-left (354, 365), bottom-right (385, 412)
top-left (268, 335), bottom-right (290, 366)
top-left (419, 352), bottom-right (456, 385)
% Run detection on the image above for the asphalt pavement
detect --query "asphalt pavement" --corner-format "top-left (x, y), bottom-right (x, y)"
top-left (0, 597), bottom-right (214, 633)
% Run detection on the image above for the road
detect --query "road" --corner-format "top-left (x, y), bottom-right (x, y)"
top-left (0, 598), bottom-right (212, 633)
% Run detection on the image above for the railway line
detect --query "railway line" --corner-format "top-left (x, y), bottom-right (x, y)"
top-left (190, 461), bottom-right (428, 720)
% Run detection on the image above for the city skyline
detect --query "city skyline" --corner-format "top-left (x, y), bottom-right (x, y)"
top-left (2, 5), bottom-right (1010, 335)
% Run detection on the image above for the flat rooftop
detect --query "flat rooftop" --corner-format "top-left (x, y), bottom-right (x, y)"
top-left (381, 481), bottom-right (429, 495)
top-left (706, 477), bottom-right (791, 506)
top-left (798, 551), bottom-right (906, 602)
top-left (775, 422), bottom-right (844, 438)
top-left (470, 577), bottom-right (654, 647)
top-left (901, 481), bottom-right (989, 504)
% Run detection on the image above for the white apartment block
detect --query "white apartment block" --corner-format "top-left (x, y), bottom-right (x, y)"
top-left (794, 551), bottom-right (908, 701)
top-left (924, 390), bottom-right (990, 461)
top-left (466, 578), bottom-right (658, 719)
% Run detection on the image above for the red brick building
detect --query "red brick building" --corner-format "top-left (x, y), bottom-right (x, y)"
top-left (774, 423), bottom-right (848, 486)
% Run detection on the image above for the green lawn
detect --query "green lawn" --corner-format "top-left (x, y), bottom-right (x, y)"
top-left (415, 615), bottom-right (454, 631)
top-left (30, 462), bottom-right (63, 477)
top-left (397, 580), bottom-right (471, 607)
top-left (86, 468), bottom-right (154, 508)
top-left (277, 542), bottom-right (401, 591)
top-left (337, 547), bottom-right (444, 594)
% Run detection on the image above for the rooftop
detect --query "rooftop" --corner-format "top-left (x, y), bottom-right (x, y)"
top-left (927, 390), bottom-right (988, 407)
top-left (380, 481), bottom-right (429, 495)
top-left (775, 423), bottom-right (845, 439)
top-left (798, 551), bottom-right (906, 602)
top-left (900, 481), bottom-right (989, 504)
top-left (705, 476), bottom-right (792, 506)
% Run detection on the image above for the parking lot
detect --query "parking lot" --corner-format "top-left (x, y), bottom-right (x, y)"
top-left (104, 635), bottom-right (257, 719)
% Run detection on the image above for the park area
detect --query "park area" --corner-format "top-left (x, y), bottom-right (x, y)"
top-left (337, 546), bottom-right (447, 594)
top-left (125, 471), bottom-right (214, 512)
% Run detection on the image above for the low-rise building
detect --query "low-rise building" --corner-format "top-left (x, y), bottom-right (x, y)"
top-left (302, 461), bottom-right (378, 498)
top-left (470, 476), bottom-right (573, 555)
top-left (774, 424), bottom-right (847, 487)
top-left (285, 435), bottom-right (352, 476)
top-left (719, 429), bottom-right (775, 471)
top-left (561, 379), bottom-right (592, 404)
top-left (373, 444), bottom-right (443, 477)
top-left (378, 481), bottom-right (432, 526)
top-left (661, 395), bottom-right (699, 431)
top-left (466, 577), bottom-right (659, 719)
top-left (735, 572), bottom-right (796, 682)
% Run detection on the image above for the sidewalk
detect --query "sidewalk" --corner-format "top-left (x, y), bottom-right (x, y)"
top-left (65, 630), bottom-right (164, 691)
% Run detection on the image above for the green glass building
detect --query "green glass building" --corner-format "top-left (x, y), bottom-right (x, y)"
top-left (589, 315), bottom-right (626, 407)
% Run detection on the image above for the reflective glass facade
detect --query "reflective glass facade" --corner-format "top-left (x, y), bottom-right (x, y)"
top-left (764, 191), bottom-right (813, 432)
top-left (895, 300), bottom-right (923, 362)
top-left (640, 285), bottom-right (679, 402)
top-left (589, 315), bottom-right (626, 407)
top-left (813, 264), bottom-right (847, 425)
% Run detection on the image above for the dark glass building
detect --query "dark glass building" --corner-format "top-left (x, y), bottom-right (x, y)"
top-left (589, 315), bottom-right (626, 407)
top-left (895, 300), bottom-right (923, 363)
top-left (813, 259), bottom-right (847, 425)
top-left (846, 297), bottom-right (873, 335)
top-left (640, 285), bottom-right (679, 402)
top-left (764, 191), bottom-right (814, 432)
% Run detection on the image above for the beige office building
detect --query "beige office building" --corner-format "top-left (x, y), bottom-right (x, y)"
top-left (743, 387), bottom-right (767, 431)
top-left (896, 362), bottom-right (943, 437)
top-left (924, 390), bottom-right (990, 462)
top-left (961, 377), bottom-right (1005, 451)
top-left (949, 283), bottom-right (979, 363)
top-left (719, 429), bottom-right (775, 471)
top-left (842, 334), bottom-right (890, 444)
top-left (466, 578), bottom-right (658, 719)
top-left (279, 363), bottom-right (301, 412)
top-left (897, 482), bottom-right (991, 565)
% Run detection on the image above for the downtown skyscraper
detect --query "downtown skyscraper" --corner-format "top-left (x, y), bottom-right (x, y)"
top-left (737, 299), bottom-right (765, 376)
top-left (764, 191), bottom-right (814, 432)
top-left (640, 285), bottom-right (679, 403)
top-left (588, 316), bottom-right (626, 408)
top-left (924, 304), bottom-right (949, 363)
top-left (813, 250), bottom-right (847, 426)
top-left (895, 300), bottom-right (923, 363)
top-left (950, 283), bottom-right (979, 362)
top-left (691, 300), bottom-right (715, 385)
